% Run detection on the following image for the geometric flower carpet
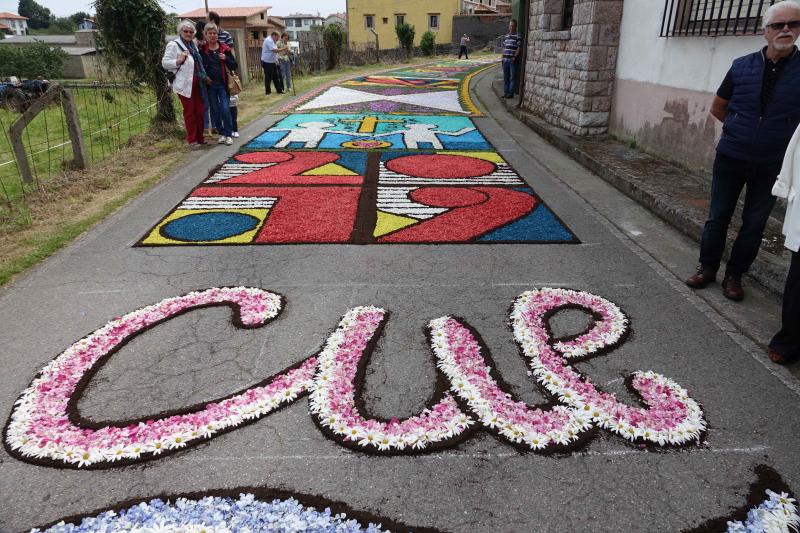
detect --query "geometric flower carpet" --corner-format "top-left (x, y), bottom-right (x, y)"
top-left (137, 60), bottom-right (579, 246)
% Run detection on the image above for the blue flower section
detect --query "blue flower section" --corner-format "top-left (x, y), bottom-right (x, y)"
top-left (34, 495), bottom-right (388, 533)
top-left (243, 113), bottom-right (490, 151)
top-left (162, 212), bottom-right (260, 242)
top-left (334, 152), bottom-right (370, 174)
top-left (478, 203), bottom-right (576, 242)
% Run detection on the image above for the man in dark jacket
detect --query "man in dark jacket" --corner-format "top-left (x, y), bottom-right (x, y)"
top-left (686, 1), bottom-right (800, 301)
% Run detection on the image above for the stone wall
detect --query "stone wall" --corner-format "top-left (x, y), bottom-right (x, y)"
top-left (521, 0), bottom-right (623, 135)
top-left (452, 14), bottom-right (511, 52)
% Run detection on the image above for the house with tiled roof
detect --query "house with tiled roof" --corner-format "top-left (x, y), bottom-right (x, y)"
top-left (280, 12), bottom-right (324, 40)
top-left (0, 30), bottom-right (101, 78)
top-left (324, 12), bottom-right (347, 29)
top-left (179, 6), bottom-right (285, 44)
top-left (460, 0), bottom-right (511, 14)
top-left (0, 12), bottom-right (28, 36)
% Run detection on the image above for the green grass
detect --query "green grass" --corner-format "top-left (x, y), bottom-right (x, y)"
top-left (0, 85), bottom-right (159, 206)
top-left (0, 167), bottom-right (166, 286)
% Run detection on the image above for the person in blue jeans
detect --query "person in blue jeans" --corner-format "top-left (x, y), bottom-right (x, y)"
top-left (200, 23), bottom-right (237, 145)
top-left (686, 1), bottom-right (800, 301)
top-left (500, 20), bottom-right (521, 99)
top-left (278, 33), bottom-right (293, 91)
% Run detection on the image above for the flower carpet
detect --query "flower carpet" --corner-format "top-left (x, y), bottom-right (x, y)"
top-left (138, 60), bottom-right (578, 246)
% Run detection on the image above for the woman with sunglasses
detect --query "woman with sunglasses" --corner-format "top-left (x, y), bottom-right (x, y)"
top-left (162, 20), bottom-right (210, 147)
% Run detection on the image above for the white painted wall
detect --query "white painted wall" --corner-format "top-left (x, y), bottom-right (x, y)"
top-left (617, 0), bottom-right (765, 92)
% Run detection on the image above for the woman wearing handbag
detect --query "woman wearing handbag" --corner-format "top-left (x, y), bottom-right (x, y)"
top-left (278, 33), bottom-right (293, 91)
top-left (161, 20), bottom-right (209, 147)
top-left (200, 23), bottom-right (238, 146)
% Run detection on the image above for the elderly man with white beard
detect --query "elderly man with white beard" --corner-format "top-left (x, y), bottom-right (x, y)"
top-left (686, 0), bottom-right (800, 301)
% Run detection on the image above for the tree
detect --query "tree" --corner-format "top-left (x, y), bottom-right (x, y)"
top-left (94, 0), bottom-right (175, 125)
top-left (18, 0), bottom-right (52, 29)
top-left (420, 30), bottom-right (436, 56)
top-left (395, 22), bottom-right (415, 60)
top-left (47, 16), bottom-right (77, 34)
top-left (323, 23), bottom-right (345, 70)
top-left (0, 41), bottom-right (67, 78)
top-left (69, 11), bottom-right (92, 25)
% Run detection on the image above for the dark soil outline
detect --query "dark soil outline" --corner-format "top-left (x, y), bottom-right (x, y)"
top-left (683, 464), bottom-right (796, 532)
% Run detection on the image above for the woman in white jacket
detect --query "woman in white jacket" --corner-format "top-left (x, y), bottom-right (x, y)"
top-left (162, 20), bottom-right (207, 146)
top-left (768, 124), bottom-right (800, 365)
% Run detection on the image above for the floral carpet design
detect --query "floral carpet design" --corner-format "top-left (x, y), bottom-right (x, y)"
top-left (5, 287), bottom-right (705, 469)
top-left (287, 58), bottom-right (494, 117)
top-left (139, 59), bottom-right (576, 246)
top-left (138, 121), bottom-right (577, 245)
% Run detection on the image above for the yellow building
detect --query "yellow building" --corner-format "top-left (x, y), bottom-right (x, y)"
top-left (347, 0), bottom-right (459, 50)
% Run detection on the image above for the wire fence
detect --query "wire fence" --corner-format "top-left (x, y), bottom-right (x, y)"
top-left (0, 83), bottom-right (158, 216)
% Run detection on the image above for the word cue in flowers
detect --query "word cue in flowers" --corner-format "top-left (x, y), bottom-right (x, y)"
top-left (5, 287), bottom-right (706, 469)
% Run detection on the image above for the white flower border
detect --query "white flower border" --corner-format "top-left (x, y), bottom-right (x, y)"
top-left (5, 287), bottom-right (707, 468)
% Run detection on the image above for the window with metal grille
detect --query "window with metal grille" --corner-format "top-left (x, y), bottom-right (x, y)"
top-left (660, 0), bottom-right (776, 37)
top-left (563, 0), bottom-right (574, 30)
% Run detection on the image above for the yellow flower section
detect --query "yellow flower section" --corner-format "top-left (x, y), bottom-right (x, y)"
top-left (458, 64), bottom-right (496, 117)
top-left (440, 151), bottom-right (504, 163)
top-left (373, 211), bottom-right (418, 238)
top-left (140, 208), bottom-right (270, 245)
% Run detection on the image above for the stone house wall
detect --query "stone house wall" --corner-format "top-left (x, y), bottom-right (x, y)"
top-left (521, 0), bottom-right (623, 135)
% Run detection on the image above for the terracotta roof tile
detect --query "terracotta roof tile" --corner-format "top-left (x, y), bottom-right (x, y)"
top-left (180, 6), bottom-right (270, 18)
top-left (0, 12), bottom-right (28, 20)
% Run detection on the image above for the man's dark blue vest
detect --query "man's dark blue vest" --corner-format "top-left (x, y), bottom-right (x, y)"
top-left (717, 47), bottom-right (800, 167)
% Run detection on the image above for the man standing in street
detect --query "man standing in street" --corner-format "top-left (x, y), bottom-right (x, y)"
top-left (686, 1), bottom-right (800, 301)
top-left (501, 20), bottom-right (521, 99)
top-left (458, 33), bottom-right (470, 59)
top-left (208, 11), bottom-right (234, 51)
top-left (261, 31), bottom-right (284, 95)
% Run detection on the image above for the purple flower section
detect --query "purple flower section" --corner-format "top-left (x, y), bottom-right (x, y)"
top-left (321, 102), bottom-right (435, 114)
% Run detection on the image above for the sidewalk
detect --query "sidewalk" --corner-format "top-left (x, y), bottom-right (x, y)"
top-left (491, 75), bottom-right (790, 296)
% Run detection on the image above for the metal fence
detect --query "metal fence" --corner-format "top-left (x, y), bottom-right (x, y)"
top-left (660, 0), bottom-right (776, 36)
top-left (0, 82), bottom-right (158, 210)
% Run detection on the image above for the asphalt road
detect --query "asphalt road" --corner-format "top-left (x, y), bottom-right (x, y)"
top-left (0, 64), bottom-right (797, 532)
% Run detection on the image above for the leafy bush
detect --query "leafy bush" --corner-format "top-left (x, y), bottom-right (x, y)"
top-left (420, 30), bottom-right (436, 56)
top-left (94, 0), bottom-right (175, 124)
top-left (42, 16), bottom-right (76, 34)
top-left (0, 41), bottom-right (67, 78)
top-left (395, 22), bottom-right (415, 59)
top-left (323, 23), bottom-right (346, 70)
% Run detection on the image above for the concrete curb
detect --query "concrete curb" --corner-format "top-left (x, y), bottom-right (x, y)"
top-left (489, 78), bottom-right (789, 296)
